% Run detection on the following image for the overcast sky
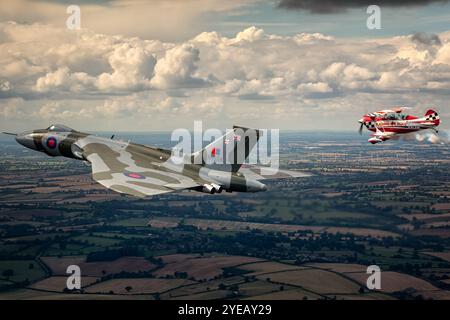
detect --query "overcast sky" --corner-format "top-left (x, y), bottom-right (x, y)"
top-left (1, 0), bottom-right (449, 132)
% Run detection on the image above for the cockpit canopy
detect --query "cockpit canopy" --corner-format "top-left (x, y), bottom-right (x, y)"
top-left (46, 124), bottom-right (73, 132)
top-left (381, 113), bottom-right (407, 120)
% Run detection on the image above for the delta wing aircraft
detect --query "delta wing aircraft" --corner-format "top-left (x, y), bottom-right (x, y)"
top-left (3, 125), bottom-right (308, 198)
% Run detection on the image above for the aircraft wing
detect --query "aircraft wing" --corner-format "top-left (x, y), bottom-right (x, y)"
top-left (373, 131), bottom-right (397, 139)
top-left (238, 165), bottom-right (311, 181)
top-left (75, 137), bottom-right (200, 198)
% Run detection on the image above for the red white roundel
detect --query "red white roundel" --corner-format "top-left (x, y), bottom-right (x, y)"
top-left (46, 137), bottom-right (58, 149)
top-left (124, 172), bottom-right (145, 179)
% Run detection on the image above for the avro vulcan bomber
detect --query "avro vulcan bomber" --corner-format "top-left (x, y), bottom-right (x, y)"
top-left (3, 125), bottom-right (308, 198)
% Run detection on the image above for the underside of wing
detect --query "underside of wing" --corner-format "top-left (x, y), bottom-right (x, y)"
top-left (377, 132), bottom-right (397, 140)
top-left (239, 165), bottom-right (311, 181)
top-left (76, 137), bottom-right (200, 198)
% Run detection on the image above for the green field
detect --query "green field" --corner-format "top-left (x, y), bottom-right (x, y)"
top-left (92, 232), bottom-right (149, 239)
top-left (0, 260), bottom-right (46, 283)
top-left (72, 235), bottom-right (123, 247)
top-left (111, 218), bottom-right (150, 227)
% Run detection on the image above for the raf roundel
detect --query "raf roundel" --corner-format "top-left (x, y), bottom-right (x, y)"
top-left (124, 172), bottom-right (146, 180)
top-left (46, 137), bottom-right (58, 149)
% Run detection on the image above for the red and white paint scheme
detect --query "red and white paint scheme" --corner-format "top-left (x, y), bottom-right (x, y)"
top-left (358, 107), bottom-right (440, 144)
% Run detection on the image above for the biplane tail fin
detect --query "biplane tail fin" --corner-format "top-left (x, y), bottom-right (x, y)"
top-left (424, 109), bottom-right (440, 126)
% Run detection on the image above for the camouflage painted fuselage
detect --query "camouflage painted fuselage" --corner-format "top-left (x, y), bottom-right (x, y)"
top-left (14, 124), bottom-right (294, 197)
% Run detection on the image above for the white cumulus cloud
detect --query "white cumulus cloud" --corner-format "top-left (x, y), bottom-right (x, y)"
top-left (1, 22), bottom-right (450, 131)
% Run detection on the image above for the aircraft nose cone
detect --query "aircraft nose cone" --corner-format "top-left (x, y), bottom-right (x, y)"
top-left (16, 131), bottom-right (36, 150)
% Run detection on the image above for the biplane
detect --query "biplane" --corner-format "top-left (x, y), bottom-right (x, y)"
top-left (358, 107), bottom-right (440, 144)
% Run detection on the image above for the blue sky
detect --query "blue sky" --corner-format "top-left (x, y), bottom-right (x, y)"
top-left (215, 1), bottom-right (450, 39)
top-left (2, 0), bottom-right (450, 40)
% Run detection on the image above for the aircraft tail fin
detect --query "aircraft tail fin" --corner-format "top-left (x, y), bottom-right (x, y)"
top-left (424, 109), bottom-right (440, 126)
top-left (230, 126), bottom-right (263, 172)
top-left (191, 125), bottom-right (263, 172)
